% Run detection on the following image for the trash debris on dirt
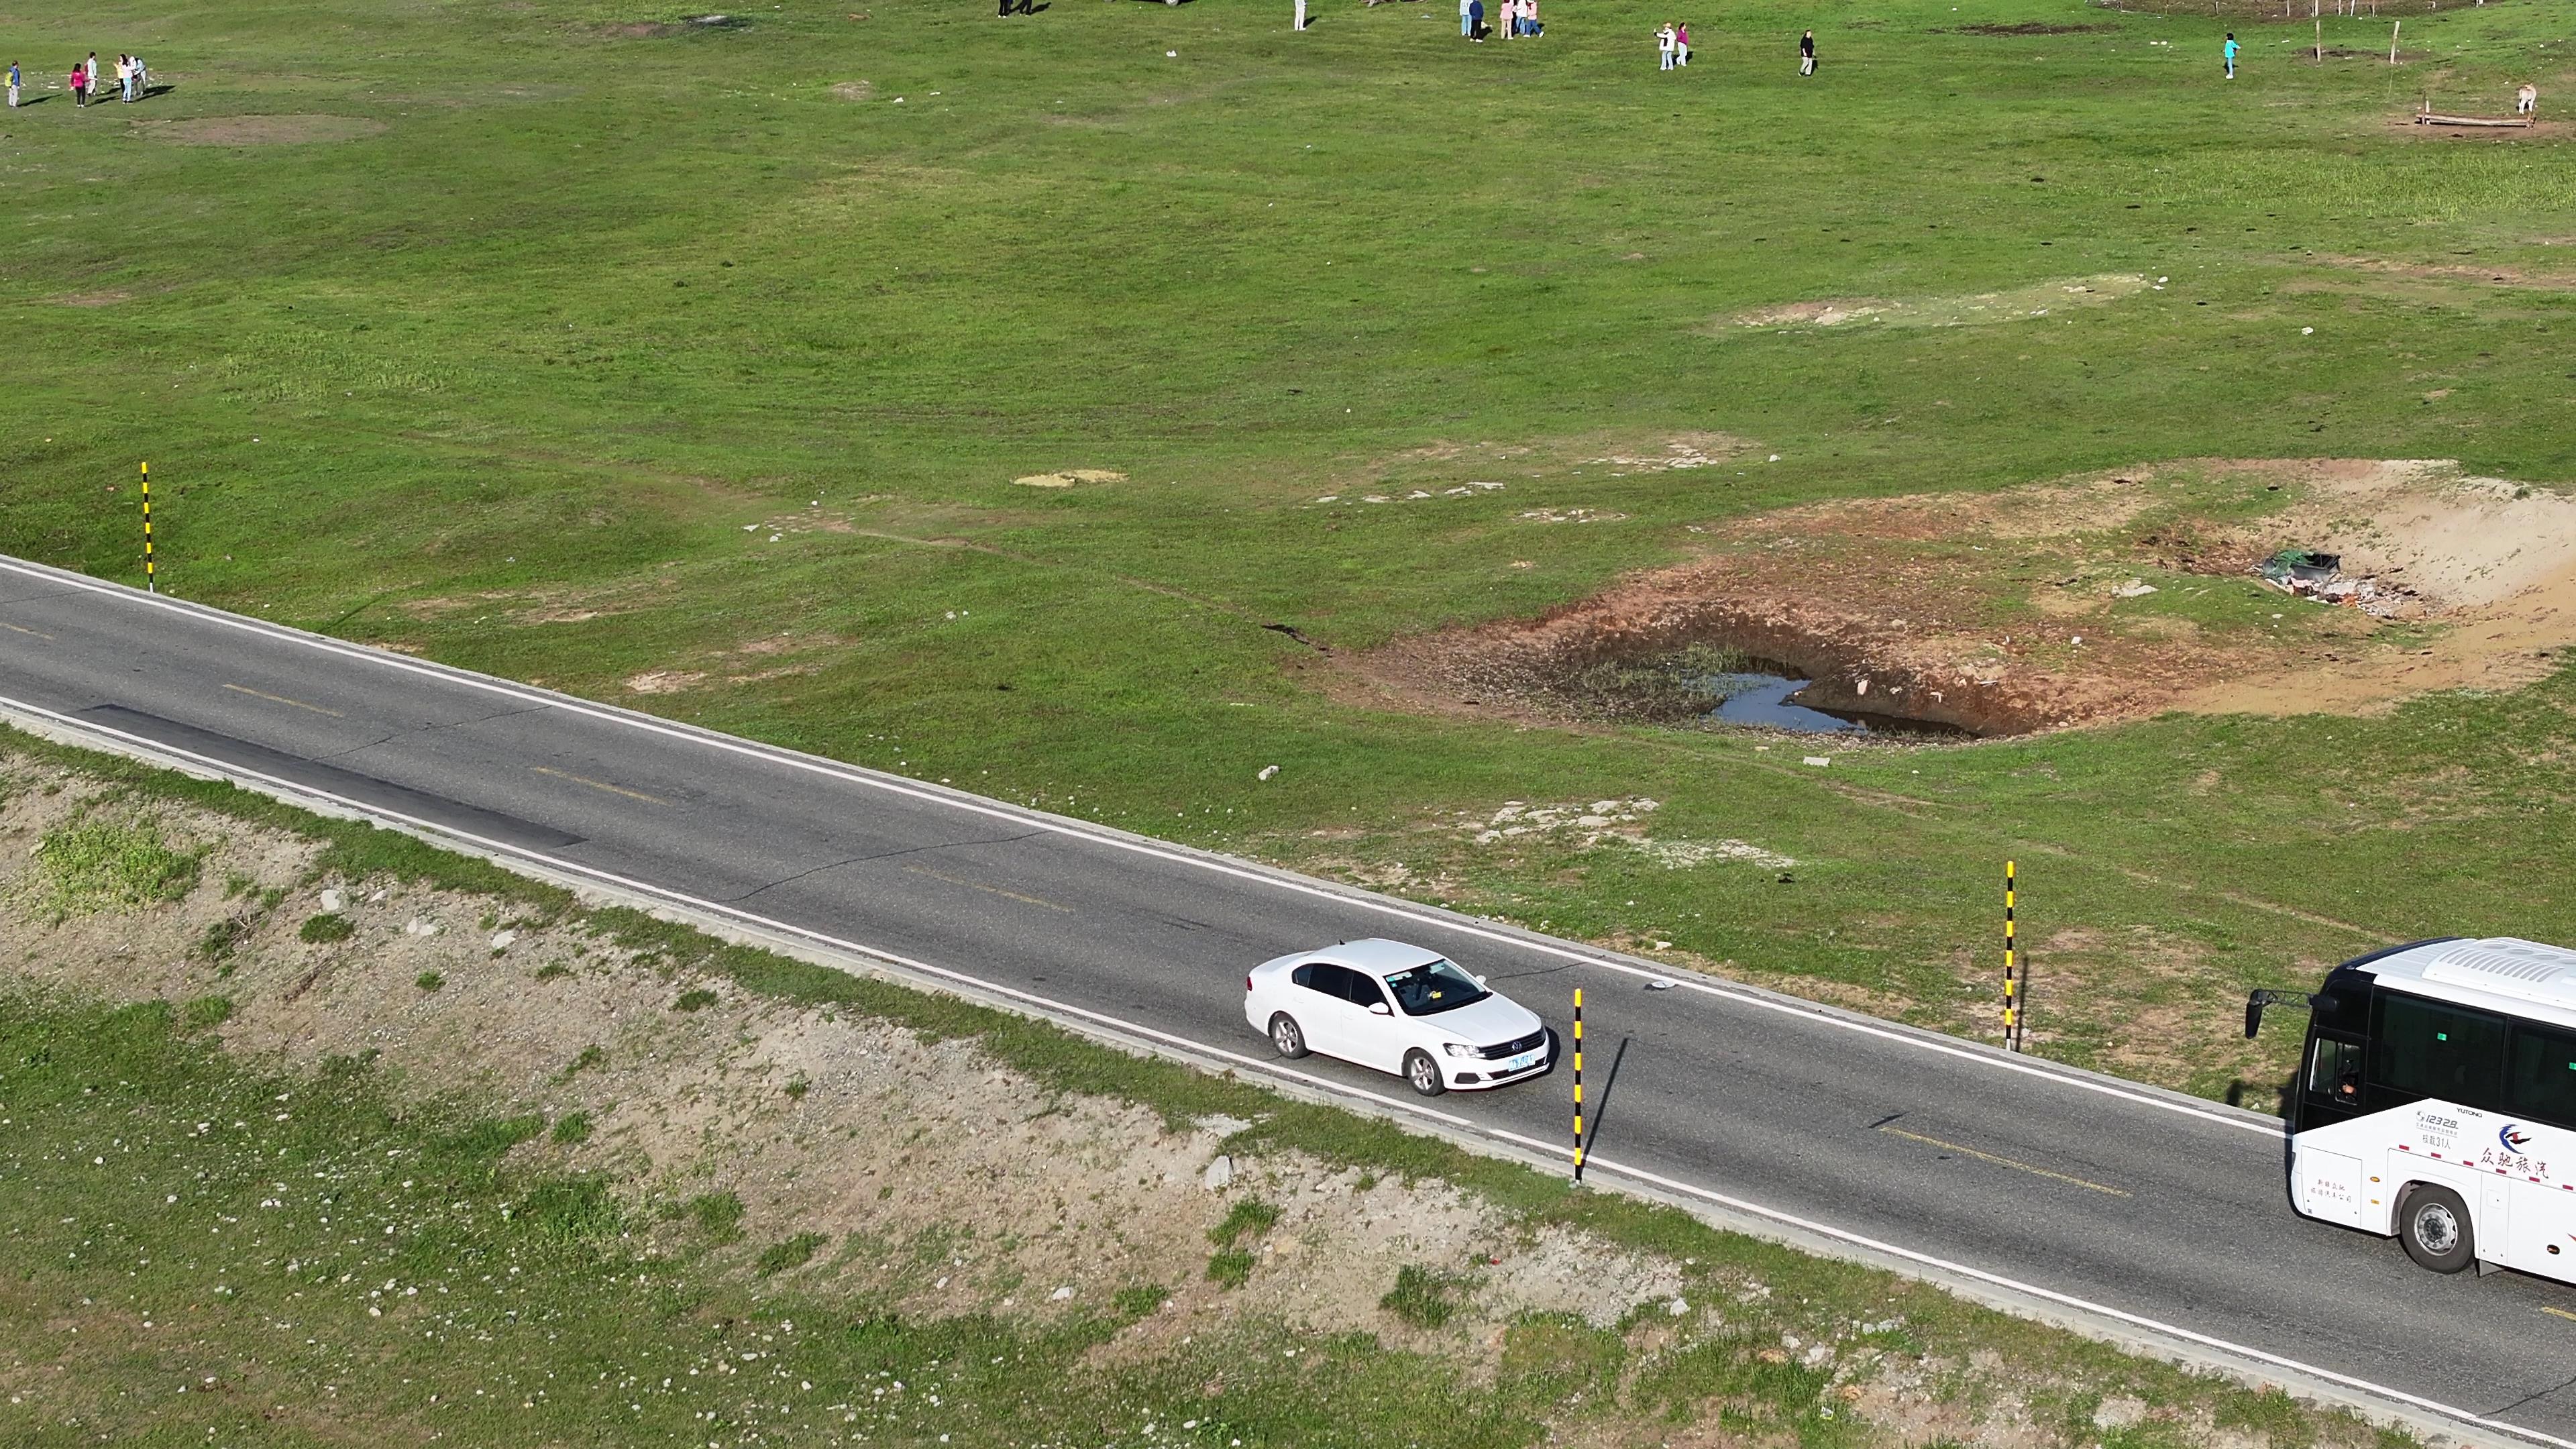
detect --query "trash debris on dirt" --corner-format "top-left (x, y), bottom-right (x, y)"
top-left (2256, 548), bottom-right (2412, 617)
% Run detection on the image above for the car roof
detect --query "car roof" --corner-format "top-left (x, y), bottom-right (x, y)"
top-left (1307, 938), bottom-right (1450, 974)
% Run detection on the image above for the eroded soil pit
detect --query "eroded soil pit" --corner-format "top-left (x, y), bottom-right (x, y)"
top-left (1349, 458), bottom-right (2576, 737)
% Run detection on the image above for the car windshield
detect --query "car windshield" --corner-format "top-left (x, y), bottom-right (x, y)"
top-left (1382, 959), bottom-right (1490, 1016)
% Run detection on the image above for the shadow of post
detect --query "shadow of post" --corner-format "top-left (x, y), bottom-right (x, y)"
top-left (1580, 1036), bottom-right (1632, 1163)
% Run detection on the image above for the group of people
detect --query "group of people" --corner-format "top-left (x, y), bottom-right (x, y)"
top-left (1650, 25), bottom-right (1816, 74)
top-left (8, 52), bottom-right (150, 108)
top-left (1458, 0), bottom-right (1539, 43)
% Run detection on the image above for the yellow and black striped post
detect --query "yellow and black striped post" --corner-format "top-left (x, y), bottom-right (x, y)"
top-left (139, 462), bottom-right (154, 593)
top-left (2002, 861), bottom-right (2021, 1053)
top-left (1570, 987), bottom-right (1586, 1183)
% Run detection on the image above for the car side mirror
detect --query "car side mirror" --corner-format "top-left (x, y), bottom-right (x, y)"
top-left (1474, 975), bottom-right (1489, 987)
top-left (1368, 1002), bottom-right (1392, 1016)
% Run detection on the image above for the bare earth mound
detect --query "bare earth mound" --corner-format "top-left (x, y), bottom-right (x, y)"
top-left (148, 115), bottom-right (388, 146)
top-left (1348, 459), bottom-right (2576, 735)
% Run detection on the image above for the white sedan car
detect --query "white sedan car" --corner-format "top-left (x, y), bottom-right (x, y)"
top-left (1244, 938), bottom-right (1555, 1096)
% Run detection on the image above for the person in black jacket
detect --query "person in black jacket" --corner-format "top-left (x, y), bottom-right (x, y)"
top-left (1799, 30), bottom-right (1816, 75)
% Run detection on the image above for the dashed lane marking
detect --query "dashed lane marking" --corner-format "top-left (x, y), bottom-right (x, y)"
top-left (1877, 1124), bottom-right (2128, 1196)
top-left (903, 863), bottom-right (1073, 913)
top-left (531, 765), bottom-right (667, 806)
top-left (222, 682), bottom-right (343, 718)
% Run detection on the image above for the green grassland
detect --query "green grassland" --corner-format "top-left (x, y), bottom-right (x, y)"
top-left (3, 0), bottom-right (2574, 1097)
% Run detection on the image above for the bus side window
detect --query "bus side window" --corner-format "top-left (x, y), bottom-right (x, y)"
top-left (2370, 991), bottom-right (2507, 1112)
top-left (2308, 1036), bottom-right (2361, 1101)
top-left (2508, 1023), bottom-right (2576, 1131)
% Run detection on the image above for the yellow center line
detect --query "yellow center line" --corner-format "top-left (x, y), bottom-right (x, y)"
top-left (0, 621), bottom-right (54, 639)
top-left (902, 864), bottom-right (1074, 914)
top-left (2543, 1306), bottom-right (2576, 1324)
top-left (222, 682), bottom-right (343, 717)
top-left (530, 765), bottom-right (669, 806)
top-left (1877, 1124), bottom-right (2130, 1197)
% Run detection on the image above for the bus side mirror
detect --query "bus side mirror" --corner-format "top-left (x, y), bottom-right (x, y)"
top-left (2245, 989), bottom-right (2319, 1040)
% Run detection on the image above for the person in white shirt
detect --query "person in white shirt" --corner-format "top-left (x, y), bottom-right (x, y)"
top-left (1656, 23), bottom-right (1675, 70)
top-left (1460, 0), bottom-right (1473, 37)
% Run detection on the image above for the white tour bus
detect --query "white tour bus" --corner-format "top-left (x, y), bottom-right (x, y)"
top-left (2249, 936), bottom-right (2576, 1280)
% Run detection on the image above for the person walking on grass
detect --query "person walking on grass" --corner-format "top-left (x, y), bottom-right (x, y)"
top-left (68, 61), bottom-right (85, 107)
top-left (6, 62), bottom-right (18, 109)
top-left (1460, 0), bottom-right (1473, 38)
top-left (1800, 29), bottom-right (1816, 75)
top-left (1675, 20), bottom-right (1690, 66)
top-left (1469, 0), bottom-right (1485, 41)
top-left (1656, 21), bottom-right (1674, 69)
top-left (2222, 32), bottom-right (2238, 80)
top-left (117, 55), bottom-right (133, 103)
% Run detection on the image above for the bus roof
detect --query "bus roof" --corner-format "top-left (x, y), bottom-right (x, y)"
top-left (2356, 936), bottom-right (2576, 1031)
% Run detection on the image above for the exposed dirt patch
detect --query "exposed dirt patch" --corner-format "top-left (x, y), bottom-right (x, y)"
top-left (146, 115), bottom-right (386, 146)
top-left (54, 290), bottom-right (131, 308)
top-left (1723, 274), bottom-right (2147, 332)
top-left (2387, 113), bottom-right (2569, 143)
top-left (2314, 253), bottom-right (2576, 292)
top-left (1344, 458), bottom-right (2576, 735)
top-left (829, 79), bottom-right (873, 100)
top-left (623, 668), bottom-right (707, 694)
top-left (1946, 21), bottom-right (2114, 35)
top-left (1013, 468), bottom-right (1126, 488)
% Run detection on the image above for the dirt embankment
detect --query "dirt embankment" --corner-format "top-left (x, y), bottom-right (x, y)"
top-left (1346, 458), bottom-right (2576, 736)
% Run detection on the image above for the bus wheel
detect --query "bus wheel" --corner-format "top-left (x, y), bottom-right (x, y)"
top-left (2398, 1185), bottom-right (2475, 1273)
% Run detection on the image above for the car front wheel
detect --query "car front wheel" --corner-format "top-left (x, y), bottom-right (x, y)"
top-left (1269, 1013), bottom-right (1309, 1059)
top-left (1404, 1049), bottom-right (1447, 1097)
top-left (2399, 1184), bottom-right (2475, 1273)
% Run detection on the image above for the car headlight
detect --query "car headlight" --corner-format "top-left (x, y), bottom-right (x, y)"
top-left (1441, 1042), bottom-right (1477, 1059)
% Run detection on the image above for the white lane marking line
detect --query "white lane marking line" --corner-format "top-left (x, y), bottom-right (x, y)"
top-left (8, 691), bottom-right (2569, 1449)
top-left (222, 682), bottom-right (344, 718)
top-left (0, 556), bottom-right (2273, 1139)
top-left (531, 764), bottom-right (667, 806)
top-left (1876, 1124), bottom-right (2129, 1196)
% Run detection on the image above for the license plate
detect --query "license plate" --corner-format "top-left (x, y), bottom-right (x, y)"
top-left (1502, 1051), bottom-right (1539, 1073)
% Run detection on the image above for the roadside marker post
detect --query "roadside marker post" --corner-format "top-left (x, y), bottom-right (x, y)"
top-left (140, 462), bottom-right (154, 594)
top-left (1571, 987), bottom-right (1585, 1184)
top-left (2002, 861), bottom-right (2022, 1053)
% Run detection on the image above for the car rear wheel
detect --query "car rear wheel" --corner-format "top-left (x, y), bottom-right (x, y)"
top-left (2399, 1184), bottom-right (2475, 1273)
top-left (1404, 1049), bottom-right (1446, 1097)
top-left (1268, 1013), bottom-right (1309, 1059)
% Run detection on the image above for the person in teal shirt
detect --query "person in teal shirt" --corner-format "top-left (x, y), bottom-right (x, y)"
top-left (2223, 33), bottom-right (2238, 80)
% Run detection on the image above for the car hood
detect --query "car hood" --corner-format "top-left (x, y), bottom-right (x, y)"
top-left (1416, 993), bottom-right (1544, 1046)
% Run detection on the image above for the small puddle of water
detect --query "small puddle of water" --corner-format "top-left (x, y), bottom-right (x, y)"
top-left (1699, 670), bottom-right (1969, 737)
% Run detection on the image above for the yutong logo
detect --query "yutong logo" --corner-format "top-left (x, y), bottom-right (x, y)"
top-left (2503, 1124), bottom-right (2537, 1151)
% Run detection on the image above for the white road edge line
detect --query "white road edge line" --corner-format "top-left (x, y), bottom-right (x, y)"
top-left (8, 691), bottom-right (2567, 1449)
top-left (0, 557), bottom-right (2271, 1139)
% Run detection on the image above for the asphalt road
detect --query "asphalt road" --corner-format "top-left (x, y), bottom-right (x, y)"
top-left (2, 555), bottom-right (2572, 1445)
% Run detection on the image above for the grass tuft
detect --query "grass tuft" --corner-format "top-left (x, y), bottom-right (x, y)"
top-left (299, 912), bottom-right (356, 944)
top-left (33, 816), bottom-right (200, 919)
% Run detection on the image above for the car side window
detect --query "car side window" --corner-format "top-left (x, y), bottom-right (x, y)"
top-left (1294, 963), bottom-right (1347, 999)
top-left (1344, 973), bottom-right (1388, 1010)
